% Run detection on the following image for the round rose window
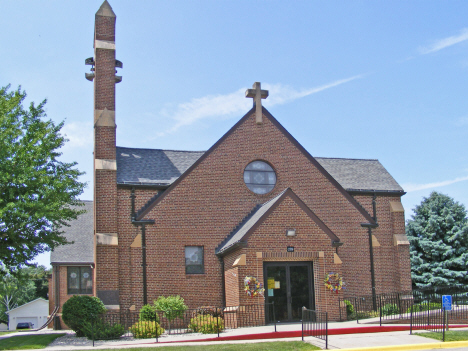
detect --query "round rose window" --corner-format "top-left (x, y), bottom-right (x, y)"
top-left (244, 161), bottom-right (276, 194)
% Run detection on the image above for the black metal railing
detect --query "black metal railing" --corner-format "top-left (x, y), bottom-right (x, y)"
top-left (339, 285), bottom-right (468, 325)
top-left (410, 306), bottom-right (446, 341)
top-left (302, 308), bottom-right (328, 349)
top-left (86, 303), bottom-right (277, 346)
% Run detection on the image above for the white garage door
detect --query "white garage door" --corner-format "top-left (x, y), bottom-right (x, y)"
top-left (15, 317), bottom-right (38, 329)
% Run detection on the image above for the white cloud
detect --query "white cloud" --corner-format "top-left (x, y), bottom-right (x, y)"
top-left (403, 175), bottom-right (468, 192)
top-left (419, 28), bottom-right (468, 54)
top-left (61, 121), bottom-right (93, 149)
top-left (455, 116), bottom-right (468, 126)
top-left (158, 75), bottom-right (363, 136)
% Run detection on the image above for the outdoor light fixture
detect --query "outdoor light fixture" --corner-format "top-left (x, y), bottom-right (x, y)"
top-left (286, 229), bottom-right (296, 237)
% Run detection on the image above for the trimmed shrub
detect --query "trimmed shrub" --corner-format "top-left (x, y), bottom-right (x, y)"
top-left (343, 300), bottom-right (354, 317)
top-left (381, 303), bottom-right (400, 316)
top-left (129, 321), bottom-right (165, 338)
top-left (81, 319), bottom-right (125, 340)
top-left (189, 315), bottom-right (224, 334)
top-left (62, 295), bottom-right (106, 337)
top-left (154, 296), bottom-right (187, 322)
top-left (139, 304), bottom-right (159, 323)
top-left (407, 302), bottom-right (442, 313)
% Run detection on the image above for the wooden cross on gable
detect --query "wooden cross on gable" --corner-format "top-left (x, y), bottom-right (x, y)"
top-left (246, 82), bottom-right (269, 124)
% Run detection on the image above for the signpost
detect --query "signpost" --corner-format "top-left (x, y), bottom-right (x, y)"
top-left (442, 295), bottom-right (452, 333)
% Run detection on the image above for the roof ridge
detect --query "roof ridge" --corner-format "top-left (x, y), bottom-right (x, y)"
top-left (117, 146), bottom-right (205, 153)
top-left (316, 157), bottom-right (379, 161)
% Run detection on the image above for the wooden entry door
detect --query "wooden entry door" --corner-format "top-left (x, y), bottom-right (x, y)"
top-left (264, 262), bottom-right (314, 323)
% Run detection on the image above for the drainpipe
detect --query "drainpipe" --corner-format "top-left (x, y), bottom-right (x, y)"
top-left (367, 227), bottom-right (377, 311)
top-left (362, 193), bottom-right (379, 312)
top-left (219, 256), bottom-right (226, 307)
top-left (141, 224), bottom-right (147, 305)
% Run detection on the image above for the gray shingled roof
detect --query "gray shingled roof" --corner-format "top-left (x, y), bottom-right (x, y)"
top-left (116, 147), bottom-right (204, 185)
top-left (315, 157), bottom-right (404, 192)
top-left (116, 146), bottom-right (403, 192)
top-left (216, 190), bottom-right (287, 255)
top-left (50, 201), bottom-right (94, 264)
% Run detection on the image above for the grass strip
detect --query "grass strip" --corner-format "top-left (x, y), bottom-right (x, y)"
top-left (0, 333), bottom-right (65, 350)
top-left (415, 330), bottom-right (468, 342)
top-left (75, 341), bottom-right (321, 351)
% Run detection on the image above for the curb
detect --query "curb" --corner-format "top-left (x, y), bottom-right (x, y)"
top-left (336, 340), bottom-right (468, 351)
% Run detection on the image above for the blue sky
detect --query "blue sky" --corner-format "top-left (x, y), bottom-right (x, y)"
top-left (2, 1), bottom-right (467, 268)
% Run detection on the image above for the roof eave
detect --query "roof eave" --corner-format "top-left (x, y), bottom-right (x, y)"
top-left (347, 189), bottom-right (406, 196)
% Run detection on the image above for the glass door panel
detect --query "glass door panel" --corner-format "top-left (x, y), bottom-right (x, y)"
top-left (290, 265), bottom-right (310, 320)
top-left (265, 265), bottom-right (287, 322)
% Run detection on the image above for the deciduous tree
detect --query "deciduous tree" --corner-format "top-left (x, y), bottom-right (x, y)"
top-left (0, 85), bottom-right (85, 274)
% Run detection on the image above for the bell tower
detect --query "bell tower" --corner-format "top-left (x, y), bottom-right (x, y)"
top-left (85, 0), bottom-right (122, 310)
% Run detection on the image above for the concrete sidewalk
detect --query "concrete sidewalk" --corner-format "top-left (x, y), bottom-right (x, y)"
top-left (3, 320), bottom-right (468, 350)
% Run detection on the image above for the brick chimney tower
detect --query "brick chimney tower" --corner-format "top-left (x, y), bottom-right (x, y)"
top-left (85, 0), bottom-right (122, 309)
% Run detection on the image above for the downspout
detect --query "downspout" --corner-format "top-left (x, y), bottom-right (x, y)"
top-left (362, 192), bottom-right (379, 311)
top-left (219, 256), bottom-right (226, 307)
top-left (130, 187), bottom-right (154, 307)
top-left (141, 224), bottom-right (148, 305)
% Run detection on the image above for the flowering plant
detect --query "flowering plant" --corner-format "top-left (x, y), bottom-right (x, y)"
top-left (244, 276), bottom-right (265, 297)
top-left (324, 272), bottom-right (344, 293)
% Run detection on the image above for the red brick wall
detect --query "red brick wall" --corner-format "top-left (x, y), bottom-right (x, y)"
top-left (102, 111), bottom-right (412, 319)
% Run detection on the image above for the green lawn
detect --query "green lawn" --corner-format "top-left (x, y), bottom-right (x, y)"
top-left (0, 334), bottom-right (65, 350)
top-left (416, 329), bottom-right (468, 342)
top-left (77, 341), bottom-right (321, 351)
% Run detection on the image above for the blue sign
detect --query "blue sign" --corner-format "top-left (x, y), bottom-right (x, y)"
top-left (442, 295), bottom-right (452, 311)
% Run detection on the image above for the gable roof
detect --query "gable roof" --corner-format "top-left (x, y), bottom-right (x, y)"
top-left (50, 201), bottom-right (94, 265)
top-left (216, 188), bottom-right (340, 256)
top-left (5, 298), bottom-right (48, 314)
top-left (134, 106), bottom-right (376, 224)
top-left (116, 146), bottom-right (403, 193)
top-left (116, 147), bottom-right (204, 186)
top-left (315, 157), bottom-right (404, 193)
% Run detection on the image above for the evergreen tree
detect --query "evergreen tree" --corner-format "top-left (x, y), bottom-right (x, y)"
top-left (0, 85), bottom-right (86, 274)
top-left (407, 191), bottom-right (468, 288)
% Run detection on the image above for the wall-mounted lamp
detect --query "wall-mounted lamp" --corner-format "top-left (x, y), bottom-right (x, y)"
top-left (286, 229), bottom-right (296, 237)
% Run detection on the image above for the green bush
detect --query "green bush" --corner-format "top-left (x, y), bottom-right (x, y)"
top-left (408, 302), bottom-right (442, 313)
top-left (81, 319), bottom-right (125, 340)
top-left (381, 303), bottom-right (400, 316)
top-left (62, 295), bottom-right (106, 337)
top-left (189, 315), bottom-right (224, 334)
top-left (154, 296), bottom-right (187, 322)
top-left (129, 321), bottom-right (165, 338)
top-left (343, 300), bottom-right (354, 316)
top-left (139, 304), bottom-right (159, 323)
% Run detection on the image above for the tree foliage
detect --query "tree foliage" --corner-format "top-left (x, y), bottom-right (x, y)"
top-left (407, 191), bottom-right (468, 288)
top-left (0, 85), bottom-right (85, 274)
top-left (0, 265), bottom-right (50, 324)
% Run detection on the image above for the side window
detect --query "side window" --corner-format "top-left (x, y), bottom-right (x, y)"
top-left (185, 246), bottom-right (204, 274)
top-left (67, 266), bottom-right (93, 294)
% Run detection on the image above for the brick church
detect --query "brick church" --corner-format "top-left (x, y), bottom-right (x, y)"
top-left (49, 1), bottom-right (412, 325)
